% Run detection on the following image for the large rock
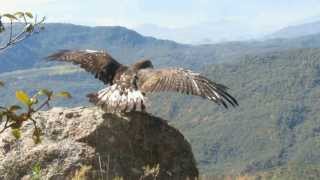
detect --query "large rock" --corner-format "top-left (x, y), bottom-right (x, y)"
top-left (0, 107), bottom-right (198, 180)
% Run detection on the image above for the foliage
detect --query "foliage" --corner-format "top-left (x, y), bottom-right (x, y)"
top-left (0, 87), bottom-right (71, 143)
top-left (31, 162), bottom-right (41, 180)
top-left (0, 12), bottom-right (70, 142)
top-left (0, 11), bottom-right (45, 51)
top-left (150, 48), bottom-right (320, 177)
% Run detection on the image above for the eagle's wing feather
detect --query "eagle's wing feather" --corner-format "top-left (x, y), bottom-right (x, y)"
top-left (47, 50), bottom-right (124, 84)
top-left (137, 68), bottom-right (238, 108)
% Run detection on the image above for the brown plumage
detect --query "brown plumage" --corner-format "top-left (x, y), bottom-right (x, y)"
top-left (47, 49), bottom-right (238, 112)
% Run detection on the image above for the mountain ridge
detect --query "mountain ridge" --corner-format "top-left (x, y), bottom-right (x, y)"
top-left (265, 20), bottom-right (320, 40)
top-left (4, 22), bottom-right (320, 73)
top-left (1, 23), bottom-right (320, 178)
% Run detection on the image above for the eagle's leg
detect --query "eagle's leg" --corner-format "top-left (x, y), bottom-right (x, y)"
top-left (139, 91), bottom-right (147, 113)
top-left (86, 92), bottom-right (98, 103)
top-left (141, 103), bottom-right (146, 113)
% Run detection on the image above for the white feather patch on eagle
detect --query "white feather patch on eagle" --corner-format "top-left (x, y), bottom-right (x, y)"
top-left (95, 84), bottom-right (145, 112)
top-left (84, 49), bottom-right (99, 53)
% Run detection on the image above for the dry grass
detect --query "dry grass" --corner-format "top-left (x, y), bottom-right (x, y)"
top-left (71, 165), bottom-right (92, 180)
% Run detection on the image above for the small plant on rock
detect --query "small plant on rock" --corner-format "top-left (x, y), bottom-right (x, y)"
top-left (0, 88), bottom-right (71, 143)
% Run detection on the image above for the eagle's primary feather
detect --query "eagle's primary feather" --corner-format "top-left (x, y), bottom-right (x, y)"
top-left (47, 49), bottom-right (238, 112)
top-left (47, 49), bottom-right (124, 84)
top-left (137, 68), bottom-right (238, 108)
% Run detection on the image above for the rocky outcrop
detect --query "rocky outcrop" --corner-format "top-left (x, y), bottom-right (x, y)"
top-left (0, 107), bottom-right (198, 180)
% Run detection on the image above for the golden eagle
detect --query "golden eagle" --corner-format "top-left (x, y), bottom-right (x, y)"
top-left (47, 49), bottom-right (238, 112)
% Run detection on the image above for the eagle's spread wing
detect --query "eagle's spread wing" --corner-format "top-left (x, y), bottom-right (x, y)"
top-left (137, 68), bottom-right (238, 108)
top-left (47, 50), bottom-right (124, 84)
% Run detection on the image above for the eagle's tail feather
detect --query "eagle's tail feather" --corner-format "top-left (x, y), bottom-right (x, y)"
top-left (87, 85), bottom-right (146, 113)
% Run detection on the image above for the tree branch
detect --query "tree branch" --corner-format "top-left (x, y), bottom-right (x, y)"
top-left (0, 14), bottom-right (45, 52)
top-left (0, 117), bottom-right (10, 134)
top-left (34, 97), bottom-right (51, 112)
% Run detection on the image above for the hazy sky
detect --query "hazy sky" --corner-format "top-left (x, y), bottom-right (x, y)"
top-left (1, 0), bottom-right (320, 30)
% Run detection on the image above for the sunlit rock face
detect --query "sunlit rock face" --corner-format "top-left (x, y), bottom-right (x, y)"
top-left (0, 106), bottom-right (198, 180)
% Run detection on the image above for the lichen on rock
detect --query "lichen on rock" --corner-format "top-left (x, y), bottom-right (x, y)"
top-left (0, 106), bottom-right (198, 180)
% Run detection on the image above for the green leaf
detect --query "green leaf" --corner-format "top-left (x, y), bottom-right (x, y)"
top-left (25, 12), bottom-right (33, 18)
top-left (32, 162), bottom-right (42, 180)
top-left (32, 128), bottom-right (42, 144)
top-left (56, 91), bottom-right (72, 99)
top-left (12, 128), bottom-right (21, 139)
top-left (37, 89), bottom-right (53, 98)
top-left (2, 14), bottom-right (18, 20)
top-left (30, 97), bottom-right (38, 105)
top-left (9, 105), bottom-right (21, 112)
top-left (14, 12), bottom-right (24, 18)
top-left (32, 162), bottom-right (41, 177)
top-left (16, 90), bottom-right (32, 106)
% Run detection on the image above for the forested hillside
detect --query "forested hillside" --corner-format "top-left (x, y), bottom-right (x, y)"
top-left (151, 48), bottom-right (320, 177)
top-left (1, 23), bottom-right (320, 178)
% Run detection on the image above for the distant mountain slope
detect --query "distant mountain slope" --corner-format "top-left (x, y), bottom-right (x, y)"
top-left (0, 23), bottom-right (222, 73)
top-left (150, 48), bottom-right (320, 176)
top-left (266, 21), bottom-right (320, 39)
top-left (1, 47), bottom-right (320, 178)
top-left (4, 23), bottom-right (320, 74)
top-left (0, 23), bottom-right (179, 72)
top-left (134, 20), bottom-right (261, 44)
top-left (2, 23), bottom-right (320, 177)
